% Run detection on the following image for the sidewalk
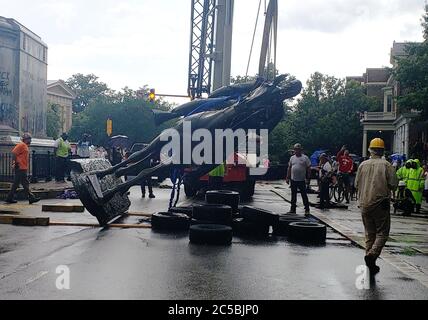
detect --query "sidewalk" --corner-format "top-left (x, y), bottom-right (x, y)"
top-left (264, 181), bottom-right (428, 288)
top-left (0, 180), bottom-right (73, 201)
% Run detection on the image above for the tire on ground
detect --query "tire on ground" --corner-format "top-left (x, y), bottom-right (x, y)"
top-left (272, 214), bottom-right (310, 236)
top-left (169, 206), bottom-right (193, 217)
top-left (241, 205), bottom-right (279, 225)
top-left (151, 212), bottom-right (190, 231)
top-left (192, 204), bottom-right (232, 224)
top-left (189, 224), bottom-right (233, 245)
top-left (205, 190), bottom-right (240, 212)
top-left (191, 218), bottom-right (224, 226)
top-left (287, 221), bottom-right (327, 243)
top-left (232, 218), bottom-right (270, 238)
top-left (184, 182), bottom-right (197, 197)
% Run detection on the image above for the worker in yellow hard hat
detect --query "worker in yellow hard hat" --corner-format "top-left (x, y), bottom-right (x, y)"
top-left (355, 138), bottom-right (398, 278)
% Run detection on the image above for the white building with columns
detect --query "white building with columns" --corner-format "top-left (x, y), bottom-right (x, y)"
top-left (352, 42), bottom-right (422, 158)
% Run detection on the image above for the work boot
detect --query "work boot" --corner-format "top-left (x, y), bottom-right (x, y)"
top-left (142, 193), bottom-right (146, 198)
top-left (149, 193), bottom-right (156, 199)
top-left (364, 254), bottom-right (380, 276)
top-left (287, 209), bottom-right (296, 214)
top-left (29, 196), bottom-right (41, 205)
top-left (5, 198), bottom-right (18, 204)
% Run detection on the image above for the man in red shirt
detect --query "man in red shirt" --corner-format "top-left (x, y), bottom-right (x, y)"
top-left (337, 145), bottom-right (354, 204)
top-left (5, 133), bottom-right (40, 204)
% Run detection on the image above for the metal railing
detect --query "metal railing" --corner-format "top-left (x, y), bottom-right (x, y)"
top-left (361, 111), bottom-right (397, 121)
top-left (0, 151), bottom-right (57, 183)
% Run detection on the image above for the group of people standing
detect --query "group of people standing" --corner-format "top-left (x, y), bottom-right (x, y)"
top-left (394, 158), bottom-right (427, 215)
top-left (287, 138), bottom-right (427, 279)
top-left (285, 143), bottom-right (357, 215)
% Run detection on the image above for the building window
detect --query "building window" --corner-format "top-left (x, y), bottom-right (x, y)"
top-left (23, 34), bottom-right (27, 51)
top-left (387, 95), bottom-right (393, 112)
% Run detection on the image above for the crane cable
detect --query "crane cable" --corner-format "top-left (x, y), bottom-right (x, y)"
top-left (245, 0), bottom-right (263, 79)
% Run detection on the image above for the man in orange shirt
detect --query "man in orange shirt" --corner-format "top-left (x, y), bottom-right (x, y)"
top-left (5, 133), bottom-right (40, 204)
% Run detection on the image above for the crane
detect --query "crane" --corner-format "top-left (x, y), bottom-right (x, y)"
top-left (187, 0), bottom-right (278, 99)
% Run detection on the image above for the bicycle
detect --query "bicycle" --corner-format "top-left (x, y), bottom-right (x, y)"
top-left (333, 173), bottom-right (349, 203)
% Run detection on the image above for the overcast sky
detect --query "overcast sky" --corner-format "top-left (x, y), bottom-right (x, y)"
top-left (1, 0), bottom-right (426, 103)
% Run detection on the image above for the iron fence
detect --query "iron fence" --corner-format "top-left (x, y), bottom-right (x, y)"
top-left (0, 151), bottom-right (57, 183)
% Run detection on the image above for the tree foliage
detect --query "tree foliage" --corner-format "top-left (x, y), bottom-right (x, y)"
top-left (69, 87), bottom-right (172, 147)
top-left (46, 102), bottom-right (62, 139)
top-left (66, 74), bottom-right (111, 113)
top-left (394, 6), bottom-right (428, 121)
top-left (268, 73), bottom-right (378, 163)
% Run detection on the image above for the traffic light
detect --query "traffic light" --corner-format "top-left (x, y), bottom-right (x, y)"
top-left (149, 89), bottom-right (156, 103)
top-left (106, 118), bottom-right (113, 136)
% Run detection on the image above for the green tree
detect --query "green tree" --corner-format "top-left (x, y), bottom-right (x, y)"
top-left (394, 5), bottom-right (428, 121)
top-left (46, 102), bottom-right (62, 139)
top-left (66, 74), bottom-right (111, 113)
top-left (269, 73), bottom-right (378, 163)
top-left (69, 87), bottom-right (172, 147)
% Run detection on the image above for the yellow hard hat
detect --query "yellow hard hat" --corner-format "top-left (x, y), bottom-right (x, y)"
top-left (369, 138), bottom-right (385, 149)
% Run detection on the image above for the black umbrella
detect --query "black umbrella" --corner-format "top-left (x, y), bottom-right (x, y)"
top-left (108, 135), bottom-right (131, 150)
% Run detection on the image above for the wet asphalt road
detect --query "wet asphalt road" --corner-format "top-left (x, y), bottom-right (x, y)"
top-left (0, 182), bottom-right (428, 300)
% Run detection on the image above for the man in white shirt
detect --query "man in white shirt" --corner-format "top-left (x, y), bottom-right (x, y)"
top-left (77, 134), bottom-right (91, 159)
top-left (286, 143), bottom-right (311, 216)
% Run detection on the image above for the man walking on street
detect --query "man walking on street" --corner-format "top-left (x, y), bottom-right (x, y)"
top-left (355, 138), bottom-right (398, 278)
top-left (54, 133), bottom-right (71, 182)
top-left (5, 133), bottom-right (40, 204)
top-left (286, 143), bottom-right (311, 216)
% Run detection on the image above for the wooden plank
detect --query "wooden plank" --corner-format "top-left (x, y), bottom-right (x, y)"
top-left (108, 223), bottom-right (151, 229)
top-left (49, 221), bottom-right (151, 229)
top-left (0, 215), bottom-right (15, 224)
top-left (42, 204), bottom-right (85, 213)
top-left (49, 221), bottom-right (101, 227)
top-left (127, 212), bottom-right (153, 217)
top-left (0, 214), bottom-right (49, 226)
top-left (12, 216), bottom-right (37, 226)
top-left (36, 217), bottom-right (50, 226)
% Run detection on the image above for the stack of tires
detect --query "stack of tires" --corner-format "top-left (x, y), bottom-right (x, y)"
top-left (205, 190), bottom-right (240, 213)
top-left (186, 190), bottom-right (241, 245)
top-left (151, 188), bottom-right (327, 245)
top-left (273, 214), bottom-right (327, 244)
top-left (189, 204), bottom-right (234, 245)
top-left (233, 206), bottom-right (279, 238)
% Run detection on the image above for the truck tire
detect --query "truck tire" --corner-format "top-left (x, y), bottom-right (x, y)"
top-left (272, 214), bottom-right (309, 236)
top-left (241, 206), bottom-right (279, 226)
top-left (184, 182), bottom-right (197, 197)
top-left (151, 212), bottom-right (190, 231)
top-left (288, 222), bottom-right (327, 243)
top-left (192, 204), bottom-right (232, 224)
top-left (191, 218), bottom-right (231, 226)
top-left (189, 224), bottom-right (233, 245)
top-left (169, 206), bottom-right (193, 217)
top-left (232, 218), bottom-right (270, 238)
top-left (205, 190), bottom-right (240, 212)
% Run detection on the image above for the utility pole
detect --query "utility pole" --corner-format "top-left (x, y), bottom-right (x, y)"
top-left (212, 0), bottom-right (234, 91)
